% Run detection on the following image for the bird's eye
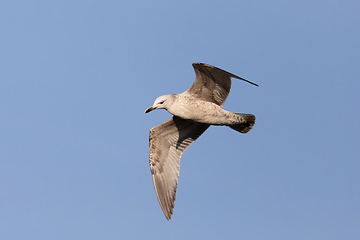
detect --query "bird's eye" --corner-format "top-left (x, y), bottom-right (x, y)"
top-left (159, 101), bottom-right (165, 104)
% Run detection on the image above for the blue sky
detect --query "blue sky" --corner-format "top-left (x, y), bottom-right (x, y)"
top-left (1, 0), bottom-right (359, 239)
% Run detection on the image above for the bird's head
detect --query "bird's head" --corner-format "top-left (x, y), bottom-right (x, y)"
top-left (145, 95), bottom-right (173, 114)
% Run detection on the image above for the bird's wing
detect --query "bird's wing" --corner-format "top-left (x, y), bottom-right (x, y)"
top-left (185, 63), bottom-right (258, 106)
top-left (149, 116), bottom-right (210, 220)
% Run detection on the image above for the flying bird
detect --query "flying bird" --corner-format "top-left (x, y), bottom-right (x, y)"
top-left (145, 63), bottom-right (258, 220)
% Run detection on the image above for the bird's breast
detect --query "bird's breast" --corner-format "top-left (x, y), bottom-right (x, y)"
top-left (168, 98), bottom-right (229, 125)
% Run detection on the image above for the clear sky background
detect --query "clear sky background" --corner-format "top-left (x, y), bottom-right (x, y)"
top-left (1, 1), bottom-right (359, 239)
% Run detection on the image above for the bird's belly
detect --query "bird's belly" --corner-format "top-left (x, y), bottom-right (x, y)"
top-left (168, 101), bottom-right (230, 125)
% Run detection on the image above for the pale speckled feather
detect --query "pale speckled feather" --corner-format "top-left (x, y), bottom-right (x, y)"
top-left (147, 63), bottom-right (258, 220)
top-left (185, 63), bottom-right (258, 106)
top-left (149, 116), bottom-right (209, 220)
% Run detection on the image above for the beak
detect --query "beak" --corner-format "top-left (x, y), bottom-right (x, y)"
top-left (145, 106), bottom-right (155, 114)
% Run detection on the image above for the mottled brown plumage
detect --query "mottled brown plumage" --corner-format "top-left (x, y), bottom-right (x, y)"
top-left (145, 63), bottom-right (258, 220)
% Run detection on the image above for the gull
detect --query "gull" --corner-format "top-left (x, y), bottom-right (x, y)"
top-left (145, 63), bottom-right (258, 220)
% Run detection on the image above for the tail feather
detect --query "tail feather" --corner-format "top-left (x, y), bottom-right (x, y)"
top-left (229, 114), bottom-right (255, 134)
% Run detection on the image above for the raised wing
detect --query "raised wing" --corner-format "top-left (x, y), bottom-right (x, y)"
top-left (149, 116), bottom-right (210, 220)
top-left (185, 63), bottom-right (258, 106)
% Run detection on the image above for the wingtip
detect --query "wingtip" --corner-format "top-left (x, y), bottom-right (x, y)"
top-left (152, 173), bottom-right (175, 221)
top-left (233, 76), bottom-right (259, 87)
top-left (161, 206), bottom-right (173, 221)
top-left (192, 62), bottom-right (259, 87)
top-left (249, 81), bottom-right (259, 87)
